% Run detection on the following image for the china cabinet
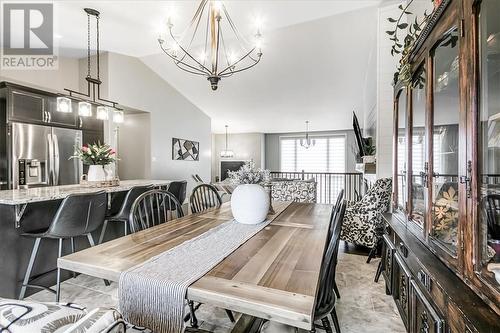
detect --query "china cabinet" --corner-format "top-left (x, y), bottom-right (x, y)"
top-left (385, 0), bottom-right (500, 331)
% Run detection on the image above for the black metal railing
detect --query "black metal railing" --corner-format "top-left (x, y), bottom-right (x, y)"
top-left (270, 171), bottom-right (365, 204)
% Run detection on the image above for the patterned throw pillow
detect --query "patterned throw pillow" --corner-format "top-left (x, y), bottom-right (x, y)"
top-left (0, 298), bottom-right (86, 332)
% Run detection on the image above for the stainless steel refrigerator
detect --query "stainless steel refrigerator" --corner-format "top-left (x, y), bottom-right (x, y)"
top-left (10, 122), bottom-right (82, 189)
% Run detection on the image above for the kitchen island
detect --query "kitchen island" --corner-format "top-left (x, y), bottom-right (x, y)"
top-left (0, 179), bottom-right (170, 299)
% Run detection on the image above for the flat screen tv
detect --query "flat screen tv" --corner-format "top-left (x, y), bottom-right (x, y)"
top-left (220, 160), bottom-right (247, 181)
top-left (353, 111), bottom-right (366, 157)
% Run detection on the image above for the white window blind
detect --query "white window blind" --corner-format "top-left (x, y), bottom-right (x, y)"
top-left (279, 136), bottom-right (346, 173)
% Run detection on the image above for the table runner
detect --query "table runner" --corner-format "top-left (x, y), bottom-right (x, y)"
top-left (118, 203), bottom-right (291, 333)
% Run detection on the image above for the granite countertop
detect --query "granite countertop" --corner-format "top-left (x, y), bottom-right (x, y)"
top-left (0, 180), bottom-right (171, 205)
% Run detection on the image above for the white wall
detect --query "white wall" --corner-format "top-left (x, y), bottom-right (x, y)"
top-left (0, 57), bottom-right (80, 92)
top-left (211, 133), bottom-right (265, 181)
top-left (118, 113), bottom-right (152, 180)
top-left (105, 52), bottom-right (211, 193)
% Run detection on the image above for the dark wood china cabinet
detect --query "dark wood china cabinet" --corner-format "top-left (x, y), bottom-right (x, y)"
top-left (385, 0), bottom-right (500, 332)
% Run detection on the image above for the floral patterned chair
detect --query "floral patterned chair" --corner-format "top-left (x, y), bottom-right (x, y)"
top-left (0, 298), bottom-right (125, 333)
top-left (271, 180), bottom-right (317, 203)
top-left (340, 178), bottom-right (392, 251)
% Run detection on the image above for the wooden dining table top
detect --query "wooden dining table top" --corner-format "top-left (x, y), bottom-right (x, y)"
top-left (58, 201), bottom-right (333, 330)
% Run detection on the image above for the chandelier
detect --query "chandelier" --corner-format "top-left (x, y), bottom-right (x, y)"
top-left (220, 125), bottom-right (234, 158)
top-left (300, 121), bottom-right (316, 149)
top-left (158, 0), bottom-right (263, 91)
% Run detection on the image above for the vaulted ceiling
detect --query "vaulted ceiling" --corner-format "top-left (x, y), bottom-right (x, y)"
top-left (52, 1), bottom-right (383, 133)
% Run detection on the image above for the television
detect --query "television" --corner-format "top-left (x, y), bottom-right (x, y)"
top-left (353, 111), bottom-right (367, 157)
top-left (220, 160), bottom-right (247, 181)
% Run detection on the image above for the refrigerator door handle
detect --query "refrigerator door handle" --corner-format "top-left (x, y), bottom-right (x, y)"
top-left (47, 133), bottom-right (54, 185)
top-left (53, 134), bottom-right (60, 185)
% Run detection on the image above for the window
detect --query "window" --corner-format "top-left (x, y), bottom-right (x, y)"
top-left (279, 136), bottom-right (346, 172)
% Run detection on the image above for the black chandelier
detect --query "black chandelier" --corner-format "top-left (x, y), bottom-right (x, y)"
top-left (158, 0), bottom-right (263, 91)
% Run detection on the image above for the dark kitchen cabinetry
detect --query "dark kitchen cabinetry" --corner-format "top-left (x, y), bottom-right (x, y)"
top-left (6, 88), bottom-right (47, 124)
top-left (410, 280), bottom-right (444, 333)
top-left (46, 96), bottom-right (78, 127)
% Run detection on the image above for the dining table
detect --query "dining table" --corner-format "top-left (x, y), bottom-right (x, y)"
top-left (58, 200), bottom-right (333, 331)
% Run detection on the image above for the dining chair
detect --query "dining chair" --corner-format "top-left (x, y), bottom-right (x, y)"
top-left (128, 189), bottom-right (184, 233)
top-left (167, 181), bottom-right (188, 206)
top-left (313, 200), bottom-right (347, 333)
top-left (98, 185), bottom-right (153, 244)
top-left (19, 191), bottom-right (108, 301)
top-left (327, 189), bottom-right (344, 299)
top-left (190, 184), bottom-right (223, 214)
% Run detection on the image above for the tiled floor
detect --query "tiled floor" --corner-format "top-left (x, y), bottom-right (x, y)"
top-left (27, 250), bottom-right (405, 333)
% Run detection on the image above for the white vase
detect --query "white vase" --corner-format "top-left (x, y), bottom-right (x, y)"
top-left (87, 165), bottom-right (106, 182)
top-left (231, 184), bottom-right (270, 225)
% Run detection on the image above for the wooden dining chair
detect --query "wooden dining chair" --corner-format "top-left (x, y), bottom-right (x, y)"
top-left (313, 200), bottom-right (347, 333)
top-left (128, 189), bottom-right (184, 233)
top-left (190, 184), bottom-right (223, 214)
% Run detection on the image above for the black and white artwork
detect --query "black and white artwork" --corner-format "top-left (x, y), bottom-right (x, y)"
top-left (172, 138), bottom-right (199, 161)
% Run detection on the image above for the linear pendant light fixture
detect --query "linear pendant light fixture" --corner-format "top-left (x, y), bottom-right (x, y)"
top-left (158, 0), bottom-right (263, 91)
top-left (61, 8), bottom-right (123, 123)
top-left (220, 125), bottom-right (234, 158)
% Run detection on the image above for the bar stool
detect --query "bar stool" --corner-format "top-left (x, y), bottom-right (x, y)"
top-left (19, 191), bottom-right (107, 301)
top-left (98, 185), bottom-right (152, 244)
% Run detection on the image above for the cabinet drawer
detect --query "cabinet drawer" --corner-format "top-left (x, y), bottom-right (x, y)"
top-left (410, 279), bottom-right (445, 333)
top-left (382, 234), bottom-right (396, 295)
top-left (393, 253), bottom-right (411, 330)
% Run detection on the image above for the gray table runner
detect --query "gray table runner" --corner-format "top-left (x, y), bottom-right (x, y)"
top-left (118, 205), bottom-right (290, 333)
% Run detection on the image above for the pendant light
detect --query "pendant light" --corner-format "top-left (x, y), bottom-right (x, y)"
top-left (300, 121), bottom-right (316, 149)
top-left (220, 125), bottom-right (234, 158)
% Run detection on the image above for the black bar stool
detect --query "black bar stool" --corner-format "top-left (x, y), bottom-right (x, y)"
top-left (98, 185), bottom-right (152, 244)
top-left (19, 191), bottom-right (107, 301)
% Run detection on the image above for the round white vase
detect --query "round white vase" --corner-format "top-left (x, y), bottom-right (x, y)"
top-left (87, 165), bottom-right (106, 182)
top-left (231, 184), bottom-right (270, 224)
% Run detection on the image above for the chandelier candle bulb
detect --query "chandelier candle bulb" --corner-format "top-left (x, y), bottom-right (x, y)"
top-left (78, 102), bottom-right (92, 117)
top-left (56, 97), bottom-right (72, 113)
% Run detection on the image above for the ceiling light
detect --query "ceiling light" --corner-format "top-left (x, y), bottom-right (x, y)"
top-left (159, 0), bottom-right (263, 91)
top-left (56, 97), bottom-right (72, 113)
top-left (300, 121), bottom-right (316, 149)
top-left (113, 111), bottom-right (124, 124)
top-left (78, 102), bottom-right (92, 117)
top-left (96, 106), bottom-right (109, 120)
top-left (220, 125), bottom-right (234, 158)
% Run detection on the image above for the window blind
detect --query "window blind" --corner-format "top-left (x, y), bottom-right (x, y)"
top-left (279, 136), bottom-right (346, 173)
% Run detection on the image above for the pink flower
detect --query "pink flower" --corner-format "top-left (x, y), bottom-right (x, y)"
top-left (109, 150), bottom-right (116, 155)
top-left (82, 146), bottom-right (89, 152)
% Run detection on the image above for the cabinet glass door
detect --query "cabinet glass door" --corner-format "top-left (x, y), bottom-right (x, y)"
top-left (410, 66), bottom-right (427, 228)
top-left (397, 88), bottom-right (408, 212)
top-left (430, 27), bottom-right (460, 256)
top-left (478, 0), bottom-right (500, 290)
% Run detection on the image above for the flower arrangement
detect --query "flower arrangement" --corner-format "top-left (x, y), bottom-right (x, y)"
top-left (70, 142), bottom-right (117, 165)
top-left (227, 161), bottom-right (270, 185)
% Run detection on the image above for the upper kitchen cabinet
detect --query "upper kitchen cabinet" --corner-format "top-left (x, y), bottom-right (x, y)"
top-left (5, 86), bottom-right (48, 124)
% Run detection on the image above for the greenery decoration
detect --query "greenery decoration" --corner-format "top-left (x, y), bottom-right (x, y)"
top-left (386, 0), bottom-right (435, 85)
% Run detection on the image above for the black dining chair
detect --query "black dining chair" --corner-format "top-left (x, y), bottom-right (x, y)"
top-left (98, 185), bottom-right (153, 244)
top-left (190, 184), bottom-right (223, 214)
top-left (128, 189), bottom-right (184, 233)
top-left (312, 200), bottom-right (346, 333)
top-left (327, 189), bottom-right (344, 299)
top-left (167, 181), bottom-right (188, 207)
top-left (19, 191), bottom-right (108, 301)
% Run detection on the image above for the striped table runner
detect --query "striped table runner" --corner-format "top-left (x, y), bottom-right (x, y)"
top-left (118, 203), bottom-right (290, 333)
